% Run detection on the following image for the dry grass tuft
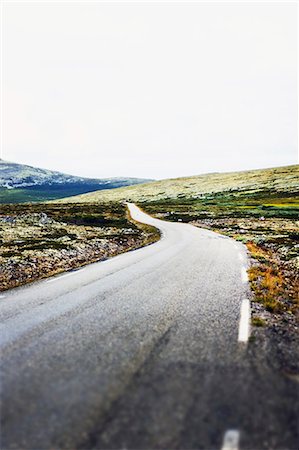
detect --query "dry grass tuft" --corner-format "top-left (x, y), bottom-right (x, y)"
top-left (251, 316), bottom-right (266, 327)
top-left (247, 242), bottom-right (298, 314)
top-left (248, 265), bottom-right (285, 312)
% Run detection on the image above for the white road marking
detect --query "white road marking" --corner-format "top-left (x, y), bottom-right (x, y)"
top-left (241, 266), bottom-right (248, 283)
top-left (0, 294), bottom-right (6, 299)
top-left (238, 299), bottom-right (251, 343)
top-left (46, 272), bottom-right (78, 283)
top-left (221, 430), bottom-right (240, 450)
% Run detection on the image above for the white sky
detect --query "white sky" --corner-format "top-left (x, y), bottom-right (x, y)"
top-left (1, 1), bottom-right (298, 179)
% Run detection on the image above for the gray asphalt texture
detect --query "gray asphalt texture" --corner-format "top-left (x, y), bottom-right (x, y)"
top-left (0, 204), bottom-right (298, 450)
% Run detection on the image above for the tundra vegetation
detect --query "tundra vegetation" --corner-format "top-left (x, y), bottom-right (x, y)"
top-left (0, 203), bottom-right (159, 291)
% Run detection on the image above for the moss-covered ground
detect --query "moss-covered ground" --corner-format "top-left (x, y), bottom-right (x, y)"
top-left (0, 202), bottom-right (159, 291)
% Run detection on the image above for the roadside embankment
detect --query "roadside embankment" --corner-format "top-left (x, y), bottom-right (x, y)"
top-left (0, 202), bottom-right (160, 291)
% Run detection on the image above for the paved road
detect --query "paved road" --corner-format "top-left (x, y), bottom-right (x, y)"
top-left (0, 204), bottom-right (298, 449)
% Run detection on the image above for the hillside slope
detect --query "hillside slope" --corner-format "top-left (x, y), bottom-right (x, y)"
top-left (57, 165), bottom-right (299, 203)
top-left (0, 160), bottom-right (151, 203)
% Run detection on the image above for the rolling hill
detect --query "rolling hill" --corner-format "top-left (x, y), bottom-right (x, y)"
top-left (0, 160), bottom-right (151, 203)
top-left (56, 165), bottom-right (299, 204)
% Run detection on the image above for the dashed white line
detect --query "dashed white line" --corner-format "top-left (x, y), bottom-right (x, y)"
top-left (238, 299), bottom-right (251, 343)
top-left (241, 266), bottom-right (248, 283)
top-left (221, 430), bottom-right (240, 450)
top-left (0, 294), bottom-right (6, 299)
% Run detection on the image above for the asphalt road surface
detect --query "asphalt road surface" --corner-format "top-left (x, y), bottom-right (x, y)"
top-left (0, 204), bottom-right (298, 450)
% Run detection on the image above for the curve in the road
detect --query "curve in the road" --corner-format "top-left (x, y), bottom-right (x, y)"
top-left (1, 204), bottom-right (297, 450)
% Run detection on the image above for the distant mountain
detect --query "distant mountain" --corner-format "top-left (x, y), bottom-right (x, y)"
top-left (0, 160), bottom-right (151, 203)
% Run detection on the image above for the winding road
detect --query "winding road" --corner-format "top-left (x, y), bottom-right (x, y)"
top-left (0, 204), bottom-right (298, 449)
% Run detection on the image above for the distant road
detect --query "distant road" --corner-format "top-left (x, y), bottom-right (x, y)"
top-left (0, 204), bottom-right (298, 449)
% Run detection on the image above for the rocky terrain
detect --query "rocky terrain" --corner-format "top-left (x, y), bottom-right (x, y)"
top-left (0, 203), bottom-right (159, 291)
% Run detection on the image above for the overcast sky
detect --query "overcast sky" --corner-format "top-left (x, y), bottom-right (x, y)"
top-left (1, 1), bottom-right (297, 179)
